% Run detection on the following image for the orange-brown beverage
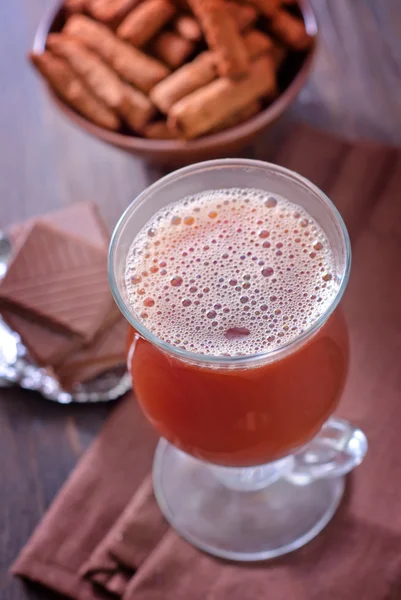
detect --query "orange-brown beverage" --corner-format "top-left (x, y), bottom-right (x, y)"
top-left (125, 188), bottom-right (348, 467)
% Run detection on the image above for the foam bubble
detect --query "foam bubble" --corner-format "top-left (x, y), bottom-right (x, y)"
top-left (125, 188), bottom-right (339, 356)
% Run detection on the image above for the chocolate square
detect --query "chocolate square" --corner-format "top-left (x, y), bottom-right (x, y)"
top-left (1, 309), bottom-right (79, 366)
top-left (9, 202), bottom-right (109, 251)
top-left (0, 221), bottom-right (111, 342)
top-left (57, 316), bottom-right (128, 387)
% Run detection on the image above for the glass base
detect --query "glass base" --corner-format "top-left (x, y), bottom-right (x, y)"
top-left (153, 439), bottom-right (345, 562)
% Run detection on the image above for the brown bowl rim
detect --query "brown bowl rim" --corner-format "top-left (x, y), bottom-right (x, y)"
top-left (32, 0), bottom-right (318, 152)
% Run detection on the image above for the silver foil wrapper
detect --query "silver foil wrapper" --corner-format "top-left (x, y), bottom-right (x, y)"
top-left (0, 231), bottom-right (130, 403)
top-left (0, 317), bottom-right (131, 404)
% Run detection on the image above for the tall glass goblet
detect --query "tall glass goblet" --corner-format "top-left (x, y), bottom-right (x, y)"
top-left (109, 160), bottom-right (367, 561)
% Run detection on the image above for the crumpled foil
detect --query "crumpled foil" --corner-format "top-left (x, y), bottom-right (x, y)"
top-left (0, 232), bottom-right (130, 403)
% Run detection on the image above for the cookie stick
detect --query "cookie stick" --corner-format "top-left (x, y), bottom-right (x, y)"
top-left (226, 2), bottom-right (258, 31)
top-left (174, 15), bottom-right (202, 41)
top-left (47, 33), bottom-right (124, 108)
top-left (30, 52), bottom-right (120, 130)
top-left (88, 0), bottom-right (139, 24)
top-left (151, 29), bottom-right (273, 113)
top-left (249, 0), bottom-right (281, 18)
top-left (64, 0), bottom-right (88, 13)
top-left (143, 121), bottom-right (176, 139)
top-left (168, 54), bottom-right (277, 139)
top-left (47, 34), bottom-right (155, 130)
top-left (270, 10), bottom-right (312, 51)
top-left (187, 0), bottom-right (249, 79)
top-left (150, 52), bottom-right (217, 114)
top-left (119, 85), bottom-right (156, 131)
top-left (63, 15), bottom-right (170, 92)
top-left (151, 31), bottom-right (195, 69)
top-left (211, 100), bottom-right (262, 133)
top-left (117, 0), bottom-right (176, 47)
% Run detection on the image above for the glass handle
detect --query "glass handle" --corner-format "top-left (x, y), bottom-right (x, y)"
top-left (285, 418), bottom-right (368, 486)
top-left (0, 231), bottom-right (12, 279)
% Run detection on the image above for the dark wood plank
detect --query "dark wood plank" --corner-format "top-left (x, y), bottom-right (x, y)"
top-left (326, 145), bottom-right (397, 240)
top-left (272, 124), bottom-right (347, 190)
top-left (1, 0), bottom-right (401, 598)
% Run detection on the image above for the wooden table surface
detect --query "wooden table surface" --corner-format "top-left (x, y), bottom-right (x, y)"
top-left (1, 1), bottom-right (400, 599)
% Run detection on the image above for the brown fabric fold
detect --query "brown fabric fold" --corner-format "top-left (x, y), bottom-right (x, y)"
top-left (123, 516), bottom-right (401, 600)
top-left (12, 395), bottom-right (157, 600)
top-left (11, 126), bottom-right (401, 599)
top-left (80, 475), bottom-right (169, 594)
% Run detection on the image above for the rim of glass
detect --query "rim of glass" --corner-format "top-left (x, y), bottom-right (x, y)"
top-left (108, 159), bottom-right (351, 366)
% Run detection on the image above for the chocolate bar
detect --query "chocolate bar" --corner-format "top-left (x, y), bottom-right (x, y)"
top-left (8, 202), bottom-right (109, 252)
top-left (56, 316), bottom-right (128, 387)
top-left (1, 309), bottom-right (79, 366)
top-left (2, 203), bottom-right (113, 366)
top-left (1, 204), bottom-right (128, 385)
top-left (0, 222), bottom-right (111, 343)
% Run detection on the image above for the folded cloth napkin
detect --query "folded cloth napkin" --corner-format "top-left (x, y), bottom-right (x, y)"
top-left (11, 128), bottom-right (401, 599)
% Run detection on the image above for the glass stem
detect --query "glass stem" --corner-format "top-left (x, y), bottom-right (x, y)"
top-left (209, 456), bottom-right (295, 492)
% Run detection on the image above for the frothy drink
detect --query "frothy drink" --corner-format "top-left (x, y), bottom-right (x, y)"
top-left (125, 188), bottom-right (348, 466)
top-left (126, 189), bottom-right (338, 357)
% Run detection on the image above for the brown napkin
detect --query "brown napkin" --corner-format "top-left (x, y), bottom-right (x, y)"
top-left (12, 396), bottom-right (158, 600)
top-left (12, 126), bottom-right (401, 599)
